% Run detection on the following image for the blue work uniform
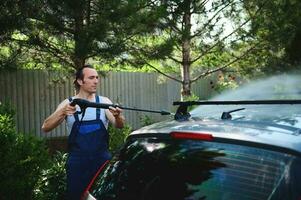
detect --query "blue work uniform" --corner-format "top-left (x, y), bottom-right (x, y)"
top-left (66, 95), bottom-right (111, 200)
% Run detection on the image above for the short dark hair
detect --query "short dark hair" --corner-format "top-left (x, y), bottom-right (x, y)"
top-left (73, 64), bottom-right (94, 92)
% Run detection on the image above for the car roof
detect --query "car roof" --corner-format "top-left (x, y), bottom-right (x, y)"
top-left (130, 117), bottom-right (301, 156)
top-left (130, 74), bottom-right (301, 156)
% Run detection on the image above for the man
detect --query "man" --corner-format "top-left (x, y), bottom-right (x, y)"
top-left (42, 64), bottom-right (125, 200)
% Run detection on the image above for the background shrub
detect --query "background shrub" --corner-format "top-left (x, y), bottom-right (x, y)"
top-left (0, 102), bottom-right (50, 199)
top-left (0, 101), bottom-right (134, 199)
top-left (109, 123), bottom-right (132, 153)
top-left (139, 115), bottom-right (155, 126)
top-left (34, 151), bottom-right (67, 200)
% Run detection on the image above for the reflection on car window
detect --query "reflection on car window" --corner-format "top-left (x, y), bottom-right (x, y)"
top-left (90, 138), bottom-right (301, 200)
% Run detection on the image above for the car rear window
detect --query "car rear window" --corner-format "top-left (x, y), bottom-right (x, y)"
top-left (89, 137), bottom-right (301, 200)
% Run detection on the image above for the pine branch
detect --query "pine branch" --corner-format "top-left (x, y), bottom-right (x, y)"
top-left (191, 0), bottom-right (234, 38)
top-left (144, 62), bottom-right (182, 83)
top-left (166, 55), bottom-right (182, 64)
top-left (191, 19), bottom-right (251, 64)
top-left (191, 0), bottom-right (269, 64)
top-left (124, 55), bottom-right (181, 83)
top-left (29, 36), bottom-right (73, 66)
top-left (191, 44), bottom-right (259, 83)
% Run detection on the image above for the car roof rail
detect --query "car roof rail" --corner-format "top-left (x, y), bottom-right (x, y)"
top-left (173, 99), bottom-right (301, 121)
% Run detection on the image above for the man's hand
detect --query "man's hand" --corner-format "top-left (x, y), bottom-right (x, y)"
top-left (64, 103), bottom-right (77, 116)
top-left (109, 106), bottom-right (123, 118)
top-left (108, 106), bottom-right (125, 129)
top-left (42, 100), bottom-right (76, 132)
top-left (103, 97), bottom-right (125, 129)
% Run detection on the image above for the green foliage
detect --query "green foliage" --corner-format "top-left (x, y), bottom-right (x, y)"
top-left (1, 0), bottom-right (169, 70)
top-left (139, 115), bottom-right (155, 127)
top-left (182, 93), bottom-right (200, 111)
top-left (0, 0), bottom-right (40, 69)
top-left (0, 102), bottom-right (50, 200)
top-left (0, 101), bottom-right (16, 117)
top-left (239, 0), bottom-right (301, 74)
top-left (213, 73), bottom-right (239, 93)
top-left (34, 151), bottom-right (67, 200)
top-left (3, 0), bottom-right (300, 97)
top-left (0, 0), bottom-right (32, 37)
top-left (182, 93), bottom-right (200, 102)
top-left (109, 123), bottom-right (132, 153)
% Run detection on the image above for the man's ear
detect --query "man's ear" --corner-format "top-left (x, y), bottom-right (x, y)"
top-left (77, 79), bottom-right (83, 86)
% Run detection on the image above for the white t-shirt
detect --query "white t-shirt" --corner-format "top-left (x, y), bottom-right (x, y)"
top-left (65, 96), bottom-right (109, 135)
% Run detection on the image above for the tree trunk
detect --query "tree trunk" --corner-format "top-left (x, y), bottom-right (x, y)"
top-left (73, 1), bottom-right (88, 69)
top-left (181, 0), bottom-right (192, 99)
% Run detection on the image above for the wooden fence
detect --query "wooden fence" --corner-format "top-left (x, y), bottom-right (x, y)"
top-left (0, 69), bottom-right (217, 138)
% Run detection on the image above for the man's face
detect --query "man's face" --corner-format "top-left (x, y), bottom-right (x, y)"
top-left (79, 68), bottom-right (99, 93)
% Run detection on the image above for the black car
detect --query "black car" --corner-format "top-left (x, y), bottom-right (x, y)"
top-left (80, 76), bottom-right (301, 200)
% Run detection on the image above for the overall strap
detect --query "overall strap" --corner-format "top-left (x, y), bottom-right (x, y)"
top-left (96, 95), bottom-right (101, 120)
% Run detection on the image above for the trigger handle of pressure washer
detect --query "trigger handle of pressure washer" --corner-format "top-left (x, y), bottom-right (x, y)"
top-left (70, 98), bottom-right (117, 109)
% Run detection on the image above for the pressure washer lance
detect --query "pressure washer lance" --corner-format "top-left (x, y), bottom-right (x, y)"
top-left (70, 98), bottom-right (171, 119)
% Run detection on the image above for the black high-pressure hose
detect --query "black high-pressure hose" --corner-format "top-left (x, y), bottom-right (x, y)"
top-left (70, 98), bottom-right (171, 117)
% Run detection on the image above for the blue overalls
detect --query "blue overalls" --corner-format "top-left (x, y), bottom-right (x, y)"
top-left (66, 96), bottom-right (111, 200)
